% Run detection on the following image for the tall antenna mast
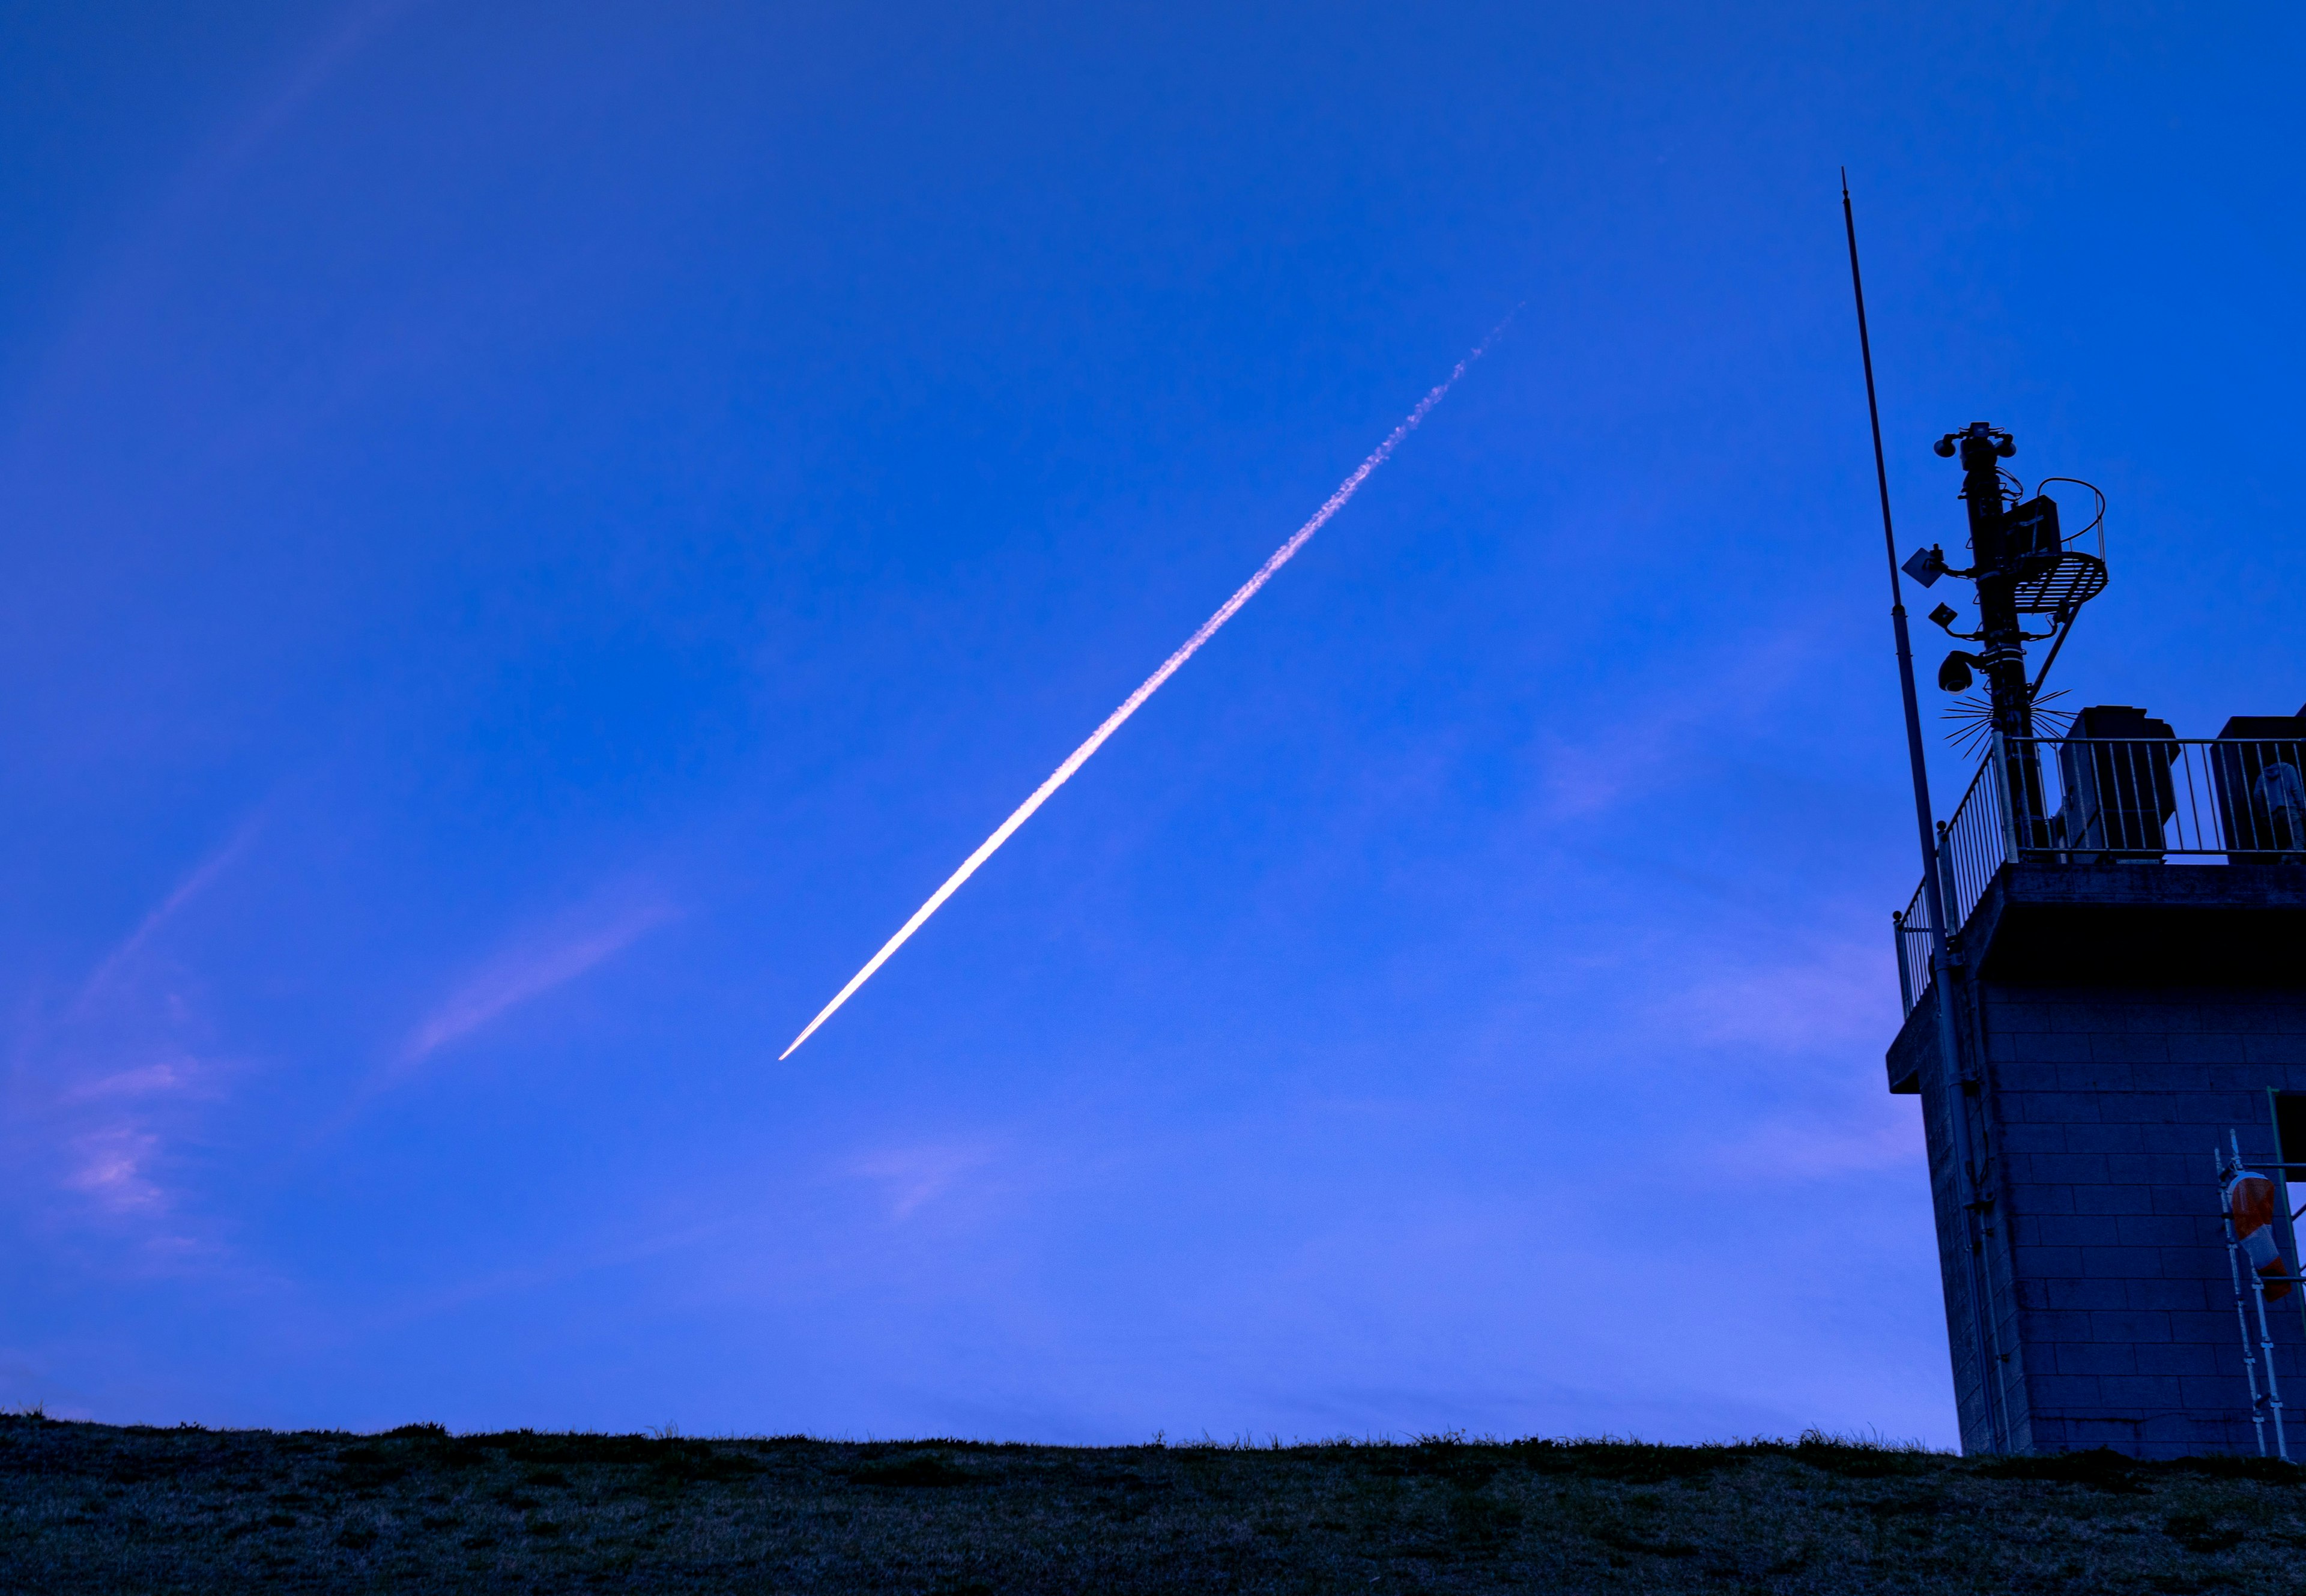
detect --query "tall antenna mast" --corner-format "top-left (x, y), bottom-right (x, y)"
top-left (1841, 174), bottom-right (1945, 961)
top-left (1841, 172), bottom-right (2009, 1453)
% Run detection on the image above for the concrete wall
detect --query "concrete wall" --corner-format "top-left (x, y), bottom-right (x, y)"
top-left (1982, 982), bottom-right (2306, 1458)
top-left (1893, 976), bottom-right (2306, 1457)
top-left (1898, 982), bottom-right (2024, 1455)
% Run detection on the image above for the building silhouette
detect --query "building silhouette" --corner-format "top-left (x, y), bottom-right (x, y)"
top-left (1881, 428), bottom-right (2306, 1458)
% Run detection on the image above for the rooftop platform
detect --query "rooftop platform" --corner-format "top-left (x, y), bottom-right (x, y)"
top-left (1886, 861), bottom-right (2306, 1093)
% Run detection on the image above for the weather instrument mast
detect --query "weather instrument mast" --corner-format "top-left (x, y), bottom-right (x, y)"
top-left (1902, 422), bottom-right (2108, 827)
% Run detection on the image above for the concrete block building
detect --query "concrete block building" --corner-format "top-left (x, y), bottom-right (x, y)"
top-left (1887, 785), bottom-right (2306, 1457)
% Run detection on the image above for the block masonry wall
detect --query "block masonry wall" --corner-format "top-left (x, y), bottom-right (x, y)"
top-left (1895, 978), bottom-right (2306, 1458)
top-left (1900, 982), bottom-right (2020, 1455)
top-left (1985, 984), bottom-right (2306, 1458)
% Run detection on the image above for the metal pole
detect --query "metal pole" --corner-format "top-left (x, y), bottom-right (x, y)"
top-left (1843, 174), bottom-right (2009, 1453)
top-left (1959, 430), bottom-right (2032, 745)
top-left (1955, 425), bottom-right (2045, 846)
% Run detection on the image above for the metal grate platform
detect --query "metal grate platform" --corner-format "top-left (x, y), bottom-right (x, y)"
top-left (2011, 550), bottom-right (2108, 615)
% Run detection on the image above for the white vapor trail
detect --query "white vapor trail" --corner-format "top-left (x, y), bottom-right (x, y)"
top-left (779, 322), bottom-right (1511, 1059)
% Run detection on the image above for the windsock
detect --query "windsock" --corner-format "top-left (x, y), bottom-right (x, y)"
top-left (2225, 1169), bottom-right (2295, 1302)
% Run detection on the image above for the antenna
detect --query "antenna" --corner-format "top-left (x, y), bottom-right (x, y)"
top-left (1840, 170), bottom-right (1949, 991)
top-left (1842, 171), bottom-right (2011, 1455)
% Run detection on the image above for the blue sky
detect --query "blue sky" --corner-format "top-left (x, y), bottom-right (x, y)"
top-left (2, 2), bottom-right (2300, 1445)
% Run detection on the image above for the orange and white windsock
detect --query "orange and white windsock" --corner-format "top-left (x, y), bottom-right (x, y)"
top-left (2225, 1170), bottom-right (2295, 1302)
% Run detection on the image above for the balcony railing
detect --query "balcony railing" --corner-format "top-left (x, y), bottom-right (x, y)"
top-left (1895, 736), bottom-right (2306, 1015)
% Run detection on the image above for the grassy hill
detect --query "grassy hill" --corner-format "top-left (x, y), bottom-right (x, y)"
top-left (4, 1412), bottom-right (2303, 1592)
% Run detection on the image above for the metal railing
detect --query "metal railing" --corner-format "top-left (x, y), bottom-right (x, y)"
top-left (1894, 875), bottom-right (1934, 1017)
top-left (1895, 736), bottom-right (2306, 1015)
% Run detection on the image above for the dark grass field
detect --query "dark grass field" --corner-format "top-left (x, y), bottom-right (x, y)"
top-left (5, 1414), bottom-right (2306, 1594)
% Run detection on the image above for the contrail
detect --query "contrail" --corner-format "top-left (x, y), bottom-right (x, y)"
top-left (779, 321), bottom-right (1512, 1059)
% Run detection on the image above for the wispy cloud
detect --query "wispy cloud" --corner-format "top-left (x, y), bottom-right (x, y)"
top-left (2, 1), bottom-right (418, 468)
top-left (1702, 1113), bottom-right (1925, 1183)
top-left (61, 1060), bottom-right (205, 1104)
top-left (4, 821), bottom-right (262, 1272)
top-left (194, 2), bottom-right (414, 202)
top-left (61, 1126), bottom-right (169, 1214)
top-left (1536, 632), bottom-right (1812, 824)
top-left (1666, 937), bottom-right (1893, 1057)
top-left (846, 1143), bottom-right (999, 1221)
top-left (399, 898), bottom-right (677, 1066)
top-left (72, 817), bottom-right (263, 1017)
